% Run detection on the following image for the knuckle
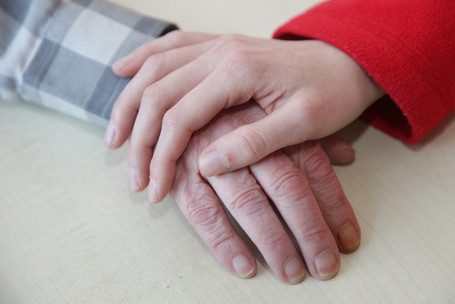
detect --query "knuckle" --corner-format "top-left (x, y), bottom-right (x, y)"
top-left (142, 82), bottom-right (167, 105)
top-left (210, 231), bottom-right (237, 252)
top-left (161, 108), bottom-right (180, 132)
top-left (320, 189), bottom-right (352, 220)
top-left (259, 229), bottom-right (288, 250)
top-left (112, 90), bottom-right (139, 119)
top-left (219, 49), bottom-right (252, 73)
top-left (163, 30), bottom-right (189, 48)
top-left (269, 169), bottom-right (311, 202)
top-left (208, 35), bottom-right (254, 72)
top-left (234, 126), bottom-right (268, 163)
top-left (186, 200), bottom-right (236, 251)
top-left (164, 30), bottom-right (184, 43)
top-left (300, 142), bottom-right (352, 220)
top-left (228, 186), bottom-right (267, 217)
top-left (302, 143), bottom-right (334, 181)
top-left (212, 34), bottom-right (246, 53)
top-left (142, 52), bottom-right (166, 72)
top-left (187, 201), bottom-right (223, 227)
top-left (300, 225), bottom-right (332, 244)
top-left (324, 199), bottom-right (352, 223)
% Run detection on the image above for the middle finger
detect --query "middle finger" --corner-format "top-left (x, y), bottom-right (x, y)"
top-left (250, 151), bottom-right (341, 280)
top-left (208, 167), bottom-right (307, 284)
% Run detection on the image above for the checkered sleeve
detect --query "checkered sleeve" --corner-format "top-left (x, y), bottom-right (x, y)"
top-left (0, 0), bottom-right (177, 126)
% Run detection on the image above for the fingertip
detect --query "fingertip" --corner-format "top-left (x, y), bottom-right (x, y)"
top-left (232, 254), bottom-right (257, 279)
top-left (313, 249), bottom-right (340, 281)
top-left (337, 223), bottom-right (361, 253)
top-left (198, 149), bottom-right (230, 177)
top-left (105, 120), bottom-right (131, 149)
top-left (319, 137), bottom-right (355, 165)
top-left (284, 255), bottom-right (307, 284)
top-left (148, 179), bottom-right (159, 203)
top-left (112, 54), bottom-right (138, 77)
top-left (148, 177), bottom-right (170, 204)
top-left (127, 158), bottom-right (151, 193)
top-left (128, 167), bottom-right (141, 192)
top-left (104, 121), bottom-right (117, 148)
top-left (333, 143), bottom-right (356, 165)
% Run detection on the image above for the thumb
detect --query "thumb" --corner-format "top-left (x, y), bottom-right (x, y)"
top-left (198, 90), bottom-right (363, 177)
top-left (198, 108), bottom-right (306, 177)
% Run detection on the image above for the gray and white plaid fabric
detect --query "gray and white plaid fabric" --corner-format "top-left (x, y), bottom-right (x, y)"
top-left (0, 0), bottom-right (177, 126)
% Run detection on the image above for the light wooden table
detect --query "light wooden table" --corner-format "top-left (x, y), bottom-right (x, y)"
top-left (1, 1), bottom-right (454, 303)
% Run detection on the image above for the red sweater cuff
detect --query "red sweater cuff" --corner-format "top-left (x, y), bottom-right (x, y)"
top-left (274, 0), bottom-right (455, 144)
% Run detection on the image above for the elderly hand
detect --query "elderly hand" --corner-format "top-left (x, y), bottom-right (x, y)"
top-left (169, 103), bottom-right (360, 283)
top-left (106, 31), bottom-right (384, 203)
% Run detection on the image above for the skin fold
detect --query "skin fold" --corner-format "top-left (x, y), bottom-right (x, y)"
top-left (169, 103), bottom-right (360, 283)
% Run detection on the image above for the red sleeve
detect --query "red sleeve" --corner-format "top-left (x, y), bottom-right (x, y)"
top-left (274, 0), bottom-right (455, 144)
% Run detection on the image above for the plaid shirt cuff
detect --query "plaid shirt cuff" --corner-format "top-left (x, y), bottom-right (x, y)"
top-left (0, 0), bottom-right (177, 126)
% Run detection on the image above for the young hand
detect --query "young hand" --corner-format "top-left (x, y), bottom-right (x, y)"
top-left (107, 31), bottom-right (383, 203)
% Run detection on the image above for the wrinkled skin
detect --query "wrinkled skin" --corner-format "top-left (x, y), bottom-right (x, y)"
top-left (107, 31), bottom-right (384, 204)
top-left (169, 103), bottom-right (360, 284)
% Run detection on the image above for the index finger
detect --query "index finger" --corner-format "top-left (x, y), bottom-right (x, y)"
top-left (148, 61), bottom-right (255, 203)
top-left (113, 31), bottom-right (217, 77)
top-left (171, 168), bottom-right (257, 279)
top-left (207, 167), bottom-right (307, 284)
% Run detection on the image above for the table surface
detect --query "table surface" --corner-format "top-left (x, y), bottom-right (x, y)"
top-left (1, 1), bottom-right (454, 303)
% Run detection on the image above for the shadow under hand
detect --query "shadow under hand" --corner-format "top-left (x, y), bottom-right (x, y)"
top-left (408, 111), bottom-right (455, 150)
top-left (335, 119), bottom-right (370, 146)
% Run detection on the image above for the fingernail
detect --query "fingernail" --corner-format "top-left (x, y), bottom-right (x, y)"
top-left (199, 150), bottom-right (229, 177)
top-left (148, 179), bottom-right (158, 203)
top-left (338, 223), bottom-right (360, 252)
top-left (113, 54), bottom-right (134, 70)
top-left (284, 256), bottom-right (306, 284)
top-left (104, 122), bottom-right (116, 147)
top-left (314, 250), bottom-right (339, 280)
top-left (232, 255), bottom-right (255, 279)
top-left (129, 168), bottom-right (139, 191)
